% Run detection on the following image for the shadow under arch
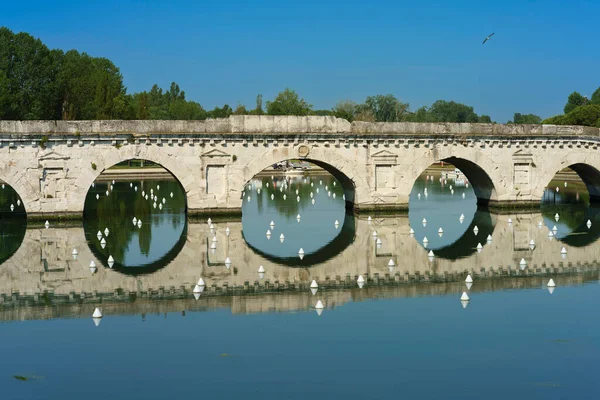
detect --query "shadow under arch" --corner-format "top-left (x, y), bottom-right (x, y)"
top-left (440, 157), bottom-right (497, 206)
top-left (242, 211), bottom-right (356, 267)
top-left (420, 207), bottom-right (495, 260)
top-left (84, 218), bottom-right (188, 276)
top-left (566, 163), bottom-right (600, 203)
top-left (553, 205), bottom-right (600, 248)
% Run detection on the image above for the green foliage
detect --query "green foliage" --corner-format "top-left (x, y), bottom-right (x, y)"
top-left (590, 87), bottom-right (600, 105)
top-left (564, 91), bottom-right (586, 114)
top-left (478, 115), bottom-right (492, 123)
top-left (404, 100), bottom-right (488, 123)
top-left (266, 88), bottom-right (312, 115)
top-left (333, 100), bottom-right (358, 122)
top-left (512, 113), bottom-right (542, 124)
top-left (39, 135), bottom-right (48, 149)
top-left (91, 162), bottom-right (97, 170)
top-left (313, 109), bottom-right (334, 116)
top-left (254, 94), bottom-right (263, 115)
top-left (542, 115), bottom-right (565, 124)
top-left (233, 103), bottom-right (248, 115)
top-left (208, 104), bottom-right (233, 118)
top-left (361, 94), bottom-right (409, 122)
top-left (561, 104), bottom-right (600, 127)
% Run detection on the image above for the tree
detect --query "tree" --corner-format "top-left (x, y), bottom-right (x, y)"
top-left (561, 104), bottom-right (600, 127)
top-left (233, 103), bottom-right (248, 115)
top-left (427, 100), bottom-right (479, 123)
top-left (564, 91), bottom-right (586, 113)
top-left (362, 94), bottom-right (409, 122)
top-left (591, 87), bottom-right (600, 105)
top-left (254, 94), bottom-right (263, 115)
top-left (478, 115), bottom-right (492, 123)
top-left (333, 100), bottom-right (358, 121)
top-left (266, 88), bottom-right (312, 115)
top-left (542, 115), bottom-right (565, 125)
top-left (208, 104), bottom-right (233, 118)
top-left (512, 113), bottom-right (541, 124)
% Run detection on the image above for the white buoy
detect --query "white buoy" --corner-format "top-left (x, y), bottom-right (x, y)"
top-left (422, 218), bottom-right (427, 225)
top-left (298, 248), bottom-right (305, 259)
top-left (311, 199), bottom-right (315, 205)
top-left (422, 237), bottom-right (429, 247)
top-left (388, 259), bottom-right (395, 268)
top-left (258, 265), bottom-right (265, 273)
top-left (108, 255), bottom-right (114, 263)
top-left (428, 250), bottom-right (434, 258)
top-left (555, 213), bottom-right (559, 222)
top-left (212, 236), bottom-right (217, 243)
top-left (459, 213), bottom-right (465, 220)
top-left (409, 228), bottom-right (414, 235)
top-left (529, 239), bottom-right (535, 250)
top-left (560, 247), bottom-right (567, 255)
top-left (315, 300), bottom-right (324, 311)
top-left (104, 228), bottom-right (109, 237)
top-left (266, 229), bottom-right (271, 236)
top-left (133, 217), bottom-right (137, 225)
top-left (137, 220), bottom-right (142, 228)
top-left (207, 218), bottom-right (212, 225)
top-left (44, 220), bottom-right (50, 229)
top-left (310, 280), bottom-right (318, 289)
top-left (105, 190), bottom-right (109, 196)
top-left (519, 258), bottom-right (527, 269)
top-left (418, 193), bottom-right (421, 199)
top-left (587, 220), bottom-right (592, 229)
top-left (297, 196), bottom-right (300, 202)
top-left (271, 193), bottom-right (274, 200)
top-left (460, 292), bottom-right (470, 301)
top-left (552, 225), bottom-right (558, 233)
top-left (97, 231), bottom-right (102, 240)
top-left (438, 227), bottom-right (443, 237)
top-left (357, 275), bottom-right (365, 289)
top-left (334, 220), bottom-right (339, 229)
top-left (193, 284), bottom-right (204, 293)
top-left (465, 274), bottom-right (473, 283)
top-left (473, 226), bottom-right (479, 235)
top-left (92, 308), bottom-right (102, 318)
top-left (462, 192), bottom-right (465, 199)
top-left (372, 231), bottom-right (378, 238)
top-left (197, 278), bottom-right (206, 286)
top-left (16, 199), bottom-right (20, 206)
top-left (225, 257), bottom-right (231, 268)
top-left (507, 218), bottom-right (512, 224)
top-left (96, 194), bottom-right (99, 200)
top-left (89, 261), bottom-right (96, 269)
top-left (538, 221), bottom-right (543, 228)
top-left (547, 278), bottom-right (556, 288)
top-left (367, 216), bottom-right (372, 223)
top-left (279, 233), bottom-right (285, 242)
top-left (376, 238), bottom-right (382, 246)
top-left (476, 243), bottom-right (483, 251)
top-left (100, 238), bottom-right (106, 246)
top-left (225, 227), bottom-right (230, 236)
top-left (72, 248), bottom-right (78, 257)
top-left (297, 214), bottom-right (301, 222)
top-left (486, 234), bottom-right (492, 242)
top-left (153, 202), bottom-right (157, 208)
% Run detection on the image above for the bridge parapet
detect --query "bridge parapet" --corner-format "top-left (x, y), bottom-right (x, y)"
top-left (0, 116), bottom-right (598, 137)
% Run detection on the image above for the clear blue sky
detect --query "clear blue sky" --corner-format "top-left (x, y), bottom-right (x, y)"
top-left (2, 0), bottom-right (598, 122)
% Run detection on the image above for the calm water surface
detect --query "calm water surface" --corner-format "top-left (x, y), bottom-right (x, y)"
top-left (1, 170), bottom-right (600, 399)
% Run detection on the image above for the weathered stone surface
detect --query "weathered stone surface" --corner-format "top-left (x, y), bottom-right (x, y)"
top-left (0, 116), bottom-right (599, 217)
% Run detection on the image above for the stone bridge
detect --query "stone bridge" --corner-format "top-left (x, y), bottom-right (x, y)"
top-left (1, 116), bottom-right (600, 219)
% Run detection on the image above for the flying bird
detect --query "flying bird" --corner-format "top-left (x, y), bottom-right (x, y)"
top-left (482, 32), bottom-right (495, 44)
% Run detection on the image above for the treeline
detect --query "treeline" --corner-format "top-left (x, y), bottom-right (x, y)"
top-left (542, 88), bottom-right (600, 127)
top-left (1, 27), bottom-right (597, 126)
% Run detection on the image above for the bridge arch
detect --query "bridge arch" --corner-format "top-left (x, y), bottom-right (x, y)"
top-left (74, 146), bottom-right (202, 214)
top-left (534, 156), bottom-right (600, 203)
top-left (238, 146), bottom-right (370, 208)
top-left (407, 152), bottom-right (500, 205)
top-left (0, 168), bottom-right (39, 215)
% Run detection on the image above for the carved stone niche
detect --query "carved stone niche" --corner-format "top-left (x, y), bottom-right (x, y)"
top-left (39, 151), bottom-right (71, 199)
top-left (200, 149), bottom-right (232, 196)
top-left (371, 150), bottom-right (398, 190)
top-left (512, 149), bottom-right (534, 195)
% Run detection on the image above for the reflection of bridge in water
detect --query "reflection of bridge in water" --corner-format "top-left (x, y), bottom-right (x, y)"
top-left (1, 213), bottom-right (600, 321)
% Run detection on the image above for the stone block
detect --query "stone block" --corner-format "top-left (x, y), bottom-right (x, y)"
top-left (243, 116), bottom-right (261, 133)
top-left (261, 116), bottom-right (276, 133)
top-left (288, 116), bottom-right (308, 133)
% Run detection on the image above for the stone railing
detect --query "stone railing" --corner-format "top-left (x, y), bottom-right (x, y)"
top-left (0, 116), bottom-right (598, 137)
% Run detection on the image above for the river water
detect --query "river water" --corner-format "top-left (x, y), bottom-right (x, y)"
top-left (1, 170), bottom-right (599, 399)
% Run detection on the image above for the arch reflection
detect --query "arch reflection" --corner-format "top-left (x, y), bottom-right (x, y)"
top-left (241, 164), bottom-right (353, 266)
top-left (83, 161), bottom-right (187, 275)
top-left (0, 183), bottom-right (27, 265)
top-left (409, 165), bottom-right (495, 259)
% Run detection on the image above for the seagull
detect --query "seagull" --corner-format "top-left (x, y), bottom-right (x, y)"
top-left (482, 32), bottom-right (495, 44)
